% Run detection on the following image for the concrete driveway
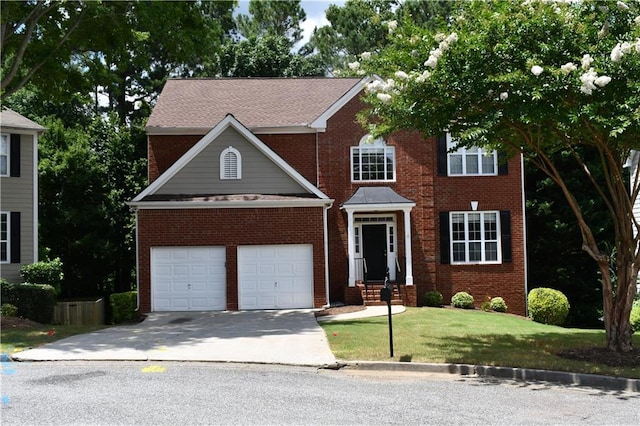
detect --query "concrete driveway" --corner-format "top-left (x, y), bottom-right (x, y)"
top-left (11, 310), bottom-right (336, 366)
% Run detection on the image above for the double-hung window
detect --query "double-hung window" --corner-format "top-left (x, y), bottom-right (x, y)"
top-left (351, 135), bottom-right (395, 182)
top-left (0, 212), bottom-right (8, 263)
top-left (446, 133), bottom-right (498, 176)
top-left (0, 134), bottom-right (8, 177)
top-left (450, 211), bottom-right (500, 264)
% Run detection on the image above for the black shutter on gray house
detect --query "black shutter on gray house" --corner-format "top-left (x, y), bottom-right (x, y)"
top-left (10, 212), bottom-right (20, 263)
top-left (498, 151), bottom-right (508, 175)
top-left (10, 134), bottom-right (20, 177)
top-left (500, 210), bottom-right (512, 263)
top-left (437, 134), bottom-right (448, 176)
top-left (439, 211), bottom-right (450, 264)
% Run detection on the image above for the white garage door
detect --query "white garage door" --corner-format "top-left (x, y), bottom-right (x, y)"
top-left (151, 247), bottom-right (226, 311)
top-left (238, 244), bottom-right (314, 310)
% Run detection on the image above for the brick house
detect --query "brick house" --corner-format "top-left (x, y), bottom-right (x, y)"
top-left (130, 77), bottom-right (527, 314)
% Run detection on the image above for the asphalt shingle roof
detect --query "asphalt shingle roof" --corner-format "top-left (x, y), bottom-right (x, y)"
top-left (146, 78), bottom-right (363, 131)
top-left (0, 108), bottom-right (45, 131)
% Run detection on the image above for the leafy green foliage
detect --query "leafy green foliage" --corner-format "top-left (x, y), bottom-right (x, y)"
top-left (0, 282), bottom-right (57, 324)
top-left (1, 304), bottom-right (18, 317)
top-left (110, 291), bottom-right (138, 324)
top-left (631, 301), bottom-right (640, 333)
top-left (528, 288), bottom-right (570, 326)
top-left (20, 258), bottom-right (64, 295)
top-left (490, 297), bottom-right (508, 313)
top-left (451, 292), bottom-right (475, 309)
top-left (423, 290), bottom-right (443, 307)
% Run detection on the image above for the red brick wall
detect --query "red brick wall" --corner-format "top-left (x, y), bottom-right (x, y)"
top-left (434, 157), bottom-right (527, 315)
top-left (148, 135), bottom-right (203, 183)
top-left (137, 207), bottom-right (326, 313)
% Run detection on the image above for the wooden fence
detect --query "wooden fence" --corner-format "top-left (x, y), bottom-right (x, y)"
top-left (53, 299), bottom-right (104, 325)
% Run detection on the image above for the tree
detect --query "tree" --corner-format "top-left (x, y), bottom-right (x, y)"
top-left (235, 0), bottom-right (306, 44)
top-left (359, 0), bottom-right (640, 351)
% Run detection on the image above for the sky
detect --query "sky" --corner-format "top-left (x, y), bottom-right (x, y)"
top-left (236, 0), bottom-right (347, 48)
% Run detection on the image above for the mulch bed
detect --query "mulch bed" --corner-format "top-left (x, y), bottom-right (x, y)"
top-left (314, 305), bottom-right (366, 317)
top-left (1, 316), bottom-right (42, 329)
top-left (557, 347), bottom-right (640, 368)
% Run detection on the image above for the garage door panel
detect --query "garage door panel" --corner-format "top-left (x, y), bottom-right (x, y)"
top-left (152, 247), bottom-right (226, 311)
top-left (238, 244), bottom-right (313, 310)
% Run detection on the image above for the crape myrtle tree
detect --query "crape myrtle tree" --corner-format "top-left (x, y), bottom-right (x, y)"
top-left (358, 0), bottom-right (640, 352)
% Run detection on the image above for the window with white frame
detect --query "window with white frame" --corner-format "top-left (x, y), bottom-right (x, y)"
top-left (0, 212), bottom-right (8, 263)
top-left (220, 146), bottom-right (241, 180)
top-left (450, 211), bottom-right (500, 264)
top-left (0, 134), bottom-right (8, 177)
top-left (447, 133), bottom-right (497, 176)
top-left (351, 135), bottom-right (395, 182)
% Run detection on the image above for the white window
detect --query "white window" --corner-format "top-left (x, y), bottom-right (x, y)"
top-left (447, 133), bottom-right (497, 176)
top-left (1, 212), bottom-right (8, 263)
top-left (220, 146), bottom-right (241, 180)
top-left (0, 134), bottom-right (8, 177)
top-left (351, 135), bottom-right (395, 182)
top-left (450, 211), bottom-right (500, 264)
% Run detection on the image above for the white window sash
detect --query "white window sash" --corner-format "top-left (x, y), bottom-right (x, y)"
top-left (449, 211), bottom-right (501, 264)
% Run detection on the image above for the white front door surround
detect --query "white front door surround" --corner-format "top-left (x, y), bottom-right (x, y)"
top-left (344, 207), bottom-right (414, 287)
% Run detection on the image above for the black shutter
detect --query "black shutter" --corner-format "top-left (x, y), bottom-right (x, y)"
top-left (500, 210), bottom-right (512, 263)
top-left (437, 134), bottom-right (448, 176)
top-left (10, 212), bottom-right (20, 263)
top-left (10, 134), bottom-right (20, 177)
top-left (498, 151), bottom-right (508, 175)
top-left (439, 211), bottom-right (450, 264)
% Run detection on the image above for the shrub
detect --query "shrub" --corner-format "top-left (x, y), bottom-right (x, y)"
top-left (490, 297), bottom-right (508, 313)
top-left (0, 281), bottom-right (56, 323)
top-left (110, 291), bottom-right (137, 324)
top-left (631, 300), bottom-right (640, 333)
top-left (451, 292), bottom-right (475, 309)
top-left (527, 287), bottom-right (570, 326)
top-left (423, 291), bottom-right (443, 307)
top-left (1, 303), bottom-right (18, 317)
top-left (20, 258), bottom-right (64, 294)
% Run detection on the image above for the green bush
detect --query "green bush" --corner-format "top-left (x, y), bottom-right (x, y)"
top-left (490, 297), bottom-right (508, 313)
top-left (527, 287), bottom-right (570, 326)
top-left (110, 291), bottom-right (137, 324)
top-left (423, 291), bottom-right (443, 307)
top-left (0, 281), bottom-right (56, 323)
top-left (451, 292), bottom-right (475, 309)
top-left (20, 258), bottom-right (64, 294)
top-left (631, 300), bottom-right (640, 333)
top-left (1, 303), bottom-right (18, 317)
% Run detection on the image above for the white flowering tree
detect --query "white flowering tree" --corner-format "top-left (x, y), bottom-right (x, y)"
top-left (359, 0), bottom-right (640, 352)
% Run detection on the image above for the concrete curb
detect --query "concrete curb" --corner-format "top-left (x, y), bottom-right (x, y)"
top-left (338, 361), bottom-right (640, 392)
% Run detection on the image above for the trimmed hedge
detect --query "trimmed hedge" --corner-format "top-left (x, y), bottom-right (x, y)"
top-left (0, 280), bottom-right (56, 323)
top-left (490, 297), bottom-right (508, 313)
top-left (423, 291), bottom-right (443, 307)
top-left (451, 292), bottom-right (475, 309)
top-left (110, 291), bottom-right (137, 324)
top-left (528, 287), bottom-right (570, 326)
top-left (20, 258), bottom-right (64, 295)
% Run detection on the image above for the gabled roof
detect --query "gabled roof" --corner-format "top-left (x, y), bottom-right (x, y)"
top-left (131, 114), bottom-right (331, 208)
top-left (146, 77), bottom-right (370, 135)
top-left (341, 187), bottom-right (416, 212)
top-left (0, 108), bottom-right (45, 132)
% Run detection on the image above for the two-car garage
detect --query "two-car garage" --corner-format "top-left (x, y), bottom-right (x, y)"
top-left (151, 244), bottom-right (314, 311)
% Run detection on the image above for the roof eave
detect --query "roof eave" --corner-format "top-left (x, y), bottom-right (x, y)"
top-left (128, 198), bottom-right (334, 210)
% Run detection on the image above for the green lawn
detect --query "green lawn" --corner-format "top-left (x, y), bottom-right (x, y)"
top-left (320, 307), bottom-right (640, 378)
top-left (1, 323), bottom-right (108, 355)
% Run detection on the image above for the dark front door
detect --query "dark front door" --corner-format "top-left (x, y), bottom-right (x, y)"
top-left (362, 224), bottom-right (387, 280)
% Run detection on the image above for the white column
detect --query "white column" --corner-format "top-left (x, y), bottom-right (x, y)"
top-left (403, 208), bottom-right (414, 285)
top-left (346, 209), bottom-right (356, 287)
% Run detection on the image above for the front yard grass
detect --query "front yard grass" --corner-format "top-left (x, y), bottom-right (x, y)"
top-left (1, 322), bottom-right (108, 355)
top-left (320, 307), bottom-right (640, 378)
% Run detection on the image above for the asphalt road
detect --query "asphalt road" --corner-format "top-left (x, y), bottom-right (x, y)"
top-left (2, 361), bottom-right (638, 425)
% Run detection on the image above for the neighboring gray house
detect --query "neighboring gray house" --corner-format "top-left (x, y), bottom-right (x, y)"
top-left (626, 150), bottom-right (640, 295)
top-left (0, 108), bottom-right (45, 283)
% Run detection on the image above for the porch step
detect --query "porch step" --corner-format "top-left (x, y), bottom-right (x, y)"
top-left (358, 283), bottom-right (403, 306)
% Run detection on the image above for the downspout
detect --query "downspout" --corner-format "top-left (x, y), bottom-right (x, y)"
top-left (132, 206), bottom-right (141, 313)
top-left (520, 153), bottom-right (529, 315)
top-left (315, 131), bottom-right (320, 187)
top-left (323, 201), bottom-right (333, 307)
top-left (33, 132), bottom-right (39, 263)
